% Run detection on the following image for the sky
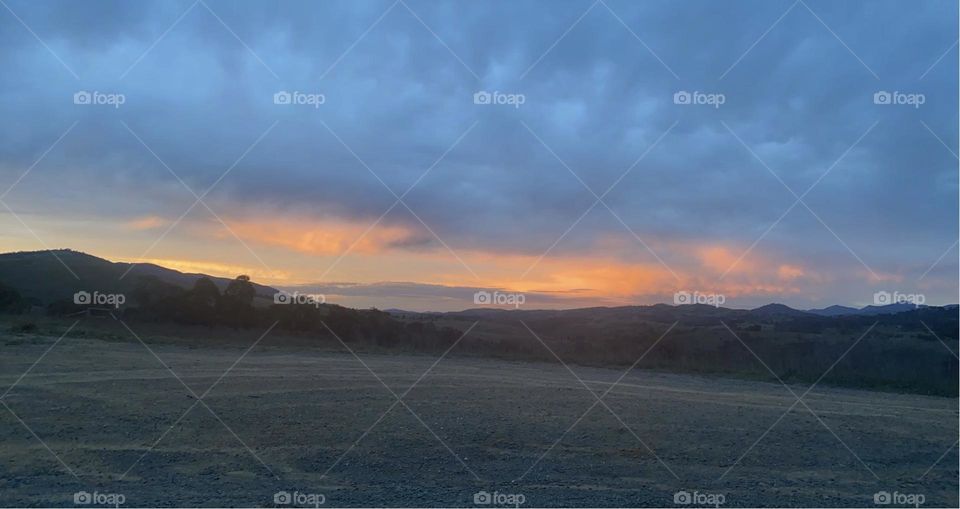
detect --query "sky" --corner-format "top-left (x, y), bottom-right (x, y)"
top-left (0, 0), bottom-right (956, 311)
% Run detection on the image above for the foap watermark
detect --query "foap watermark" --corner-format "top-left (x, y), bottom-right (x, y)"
top-left (874, 490), bottom-right (925, 507)
top-left (274, 291), bottom-right (325, 308)
top-left (873, 90), bottom-right (925, 108)
top-left (73, 90), bottom-right (125, 108)
top-left (74, 291), bottom-right (125, 308)
top-left (674, 290), bottom-right (726, 307)
top-left (473, 90), bottom-right (525, 108)
top-left (673, 90), bottom-right (725, 108)
top-left (274, 90), bottom-right (325, 108)
top-left (474, 290), bottom-right (525, 308)
top-left (273, 490), bottom-right (325, 508)
top-left (674, 490), bottom-right (725, 507)
top-left (73, 491), bottom-right (126, 508)
top-left (473, 490), bottom-right (526, 507)
top-left (873, 291), bottom-right (925, 307)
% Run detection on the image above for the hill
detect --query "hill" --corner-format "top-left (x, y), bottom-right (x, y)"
top-left (807, 304), bottom-right (860, 316)
top-left (0, 249), bottom-right (277, 305)
top-left (749, 303), bottom-right (812, 317)
top-left (857, 303), bottom-right (929, 315)
top-left (807, 303), bottom-right (929, 316)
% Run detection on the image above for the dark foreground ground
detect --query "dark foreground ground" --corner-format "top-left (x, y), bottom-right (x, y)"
top-left (0, 327), bottom-right (957, 507)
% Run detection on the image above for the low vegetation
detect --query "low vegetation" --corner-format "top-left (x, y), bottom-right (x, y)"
top-left (2, 269), bottom-right (956, 396)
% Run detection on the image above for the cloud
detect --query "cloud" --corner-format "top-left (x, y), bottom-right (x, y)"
top-left (215, 213), bottom-right (429, 256)
top-left (0, 0), bottom-right (956, 308)
top-left (124, 215), bottom-right (167, 231)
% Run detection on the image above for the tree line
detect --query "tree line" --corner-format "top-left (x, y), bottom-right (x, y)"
top-left (5, 275), bottom-right (462, 351)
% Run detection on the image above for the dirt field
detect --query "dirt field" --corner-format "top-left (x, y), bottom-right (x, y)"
top-left (1, 328), bottom-right (957, 507)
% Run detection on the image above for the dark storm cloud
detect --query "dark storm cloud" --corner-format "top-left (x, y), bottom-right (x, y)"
top-left (0, 0), bottom-right (956, 299)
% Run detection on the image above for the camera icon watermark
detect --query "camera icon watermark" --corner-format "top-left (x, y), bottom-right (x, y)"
top-left (673, 90), bottom-right (725, 108)
top-left (674, 290), bottom-right (726, 307)
top-left (473, 290), bottom-right (525, 309)
top-left (473, 490), bottom-right (525, 507)
top-left (873, 490), bottom-right (925, 507)
top-left (273, 490), bottom-right (325, 507)
top-left (873, 90), bottom-right (924, 108)
top-left (273, 90), bottom-right (325, 108)
top-left (73, 90), bottom-right (125, 108)
top-left (473, 90), bottom-right (525, 108)
top-left (873, 290), bottom-right (925, 307)
top-left (74, 290), bottom-right (126, 308)
top-left (674, 490), bottom-right (725, 507)
top-left (273, 291), bottom-right (325, 308)
top-left (73, 491), bottom-right (126, 507)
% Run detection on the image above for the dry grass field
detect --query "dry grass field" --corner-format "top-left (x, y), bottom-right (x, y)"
top-left (1, 327), bottom-right (957, 507)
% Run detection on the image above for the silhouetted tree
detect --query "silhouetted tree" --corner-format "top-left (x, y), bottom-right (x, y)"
top-left (185, 277), bottom-right (220, 325)
top-left (0, 282), bottom-right (29, 314)
top-left (130, 275), bottom-right (186, 320)
top-left (132, 276), bottom-right (184, 308)
top-left (224, 275), bottom-right (254, 305)
top-left (219, 275), bottom-right (255, 327)
top-left (191, 277), bottom-right (220, 305)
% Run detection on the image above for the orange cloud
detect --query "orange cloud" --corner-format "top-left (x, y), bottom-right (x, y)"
top-left (777, 264), bottom-right (804, 280)
top-left (124, 215), bottom-right (166, 231)
top-left (177, 211), bottom-right (819, 303)
top-left (463, 258), bottom-right (675, 301)
top-left (697, 245), bottom-right (748, 275)
top-left (430, 246), bottom-right (806, 304)
top-left (218, 216), bottom-right (424, 256)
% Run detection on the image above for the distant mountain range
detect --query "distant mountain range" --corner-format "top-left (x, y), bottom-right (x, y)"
top-left (0, 250), bottom-right (954, 317)
top-left (805, 303), bottom-right (937, 316)
top-left (391, 300), bottom-right (952, 319)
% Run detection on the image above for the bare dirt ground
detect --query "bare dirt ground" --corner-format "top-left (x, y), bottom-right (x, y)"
top-left (1, 329), bottom-right (957, 507)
